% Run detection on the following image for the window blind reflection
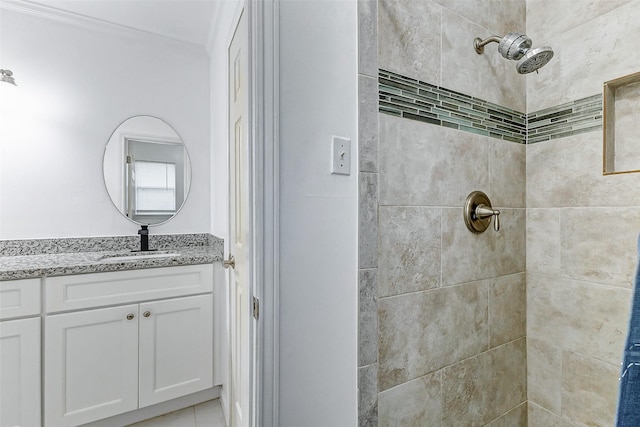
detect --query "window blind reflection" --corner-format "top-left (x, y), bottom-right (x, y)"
top-left (134, 161), bottom-right (176, 212)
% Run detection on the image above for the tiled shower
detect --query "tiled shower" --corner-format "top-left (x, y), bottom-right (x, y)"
top-left (357, 0), bottom-right (640, 426)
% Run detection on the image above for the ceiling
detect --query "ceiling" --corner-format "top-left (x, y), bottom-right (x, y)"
top-left (22, 0), bottom-right (218, 47)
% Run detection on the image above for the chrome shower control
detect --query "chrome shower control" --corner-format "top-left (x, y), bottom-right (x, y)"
top-left (463, 191), bottom-right (500, 233)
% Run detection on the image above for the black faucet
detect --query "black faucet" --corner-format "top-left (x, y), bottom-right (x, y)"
top-left (138, 225), bottom-right (150, 251)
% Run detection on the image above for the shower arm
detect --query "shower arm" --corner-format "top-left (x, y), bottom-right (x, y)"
top-left (473, 36), bottom-right (502, 54)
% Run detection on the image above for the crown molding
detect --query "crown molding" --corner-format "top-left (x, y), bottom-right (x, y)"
top-left (205, 0), bottom-right (222, 55)
top-left (1, 0), bottom-right (207, 54)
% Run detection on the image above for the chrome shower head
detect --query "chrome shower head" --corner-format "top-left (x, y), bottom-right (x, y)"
top-left (516, 46), bottom-right (554, 74)
top-left (473, 32), bottom-right (554, 74)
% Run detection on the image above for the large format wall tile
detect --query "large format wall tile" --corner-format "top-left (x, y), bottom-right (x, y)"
top-left (527, 273), bottom-right (631, 365)
top-left (378, 206), bottom-right (441, 297)
top-left (358, 0), bottom-right (377, 77)
top-left (359, 269), bottom-right (378, 367)
top-left (358, 363), bottom-right (378, 427)
top-left (489, 273), bottom-right (526, 348)
top-left (526, 131), bottom-right (640, 208)
top-left (528, 402), bottom-right (576, 427)
top-left (378, 0), bottom-right (441, 84)
top-left (524, 48), bottom-right (563, 113)
top-left (489, 0), bottom-right (526, 38)
top-left (378, 372), bottom-right (442, 427)
top-left (442, 208), bottom-right (525, 286)
top-left (432, 0), bottom-right (491, 31)
top-left (489, 138), bottom-right (526, 208)
top-left (526, 0), bottom-right (633, 43)
top-left (562, 351), bottom-right (619, 427)
top-left (526, 209), bottom-right (561, 275)
top-left (527, 0), bottom-right (640, 111)
top-left (487, 402), bottom-right (527, 427)
top-left (527, 337), bottom-right (562, 414)
top-left (379, 114), bottom-right (489, 207)
top-left (359, 173), bottom-right (378, 269)
top-left (359, 76), bottom-right (378, 173)
top-left (442, 338), bottom-right (526, 426)
top-left (378, 282), bottom-right (488, 391)
top-left (561, 207), bottom-right (640, 288)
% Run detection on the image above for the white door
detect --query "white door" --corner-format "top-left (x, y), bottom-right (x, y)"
top-left (44, 305), bottom-right (139, 427)
top-left (0, 317), bottom-right (41, 427)
top-left (138, 295), bottom-right (213, 407)
top-left (228, 9), bottom-right (250, 427)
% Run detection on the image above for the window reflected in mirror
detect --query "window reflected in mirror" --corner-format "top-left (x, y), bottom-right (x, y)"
top-left (104, 116), bottom-right (191, 226)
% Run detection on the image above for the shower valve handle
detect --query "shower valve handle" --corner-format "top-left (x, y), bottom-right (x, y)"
top-left (475, 205), bottom-right (501, 231)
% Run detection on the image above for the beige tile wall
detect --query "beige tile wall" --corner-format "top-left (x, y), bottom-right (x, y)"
top-left (526, 0), bottom-right (640, 111)
top-left (376, 0), bottom-right (527, 423)
top-left (525, 1), bottom-right (640, 425)
top-left (357, 1), bottom-right (379, 425)
top-left (361, 1), bottom-right (640, 426)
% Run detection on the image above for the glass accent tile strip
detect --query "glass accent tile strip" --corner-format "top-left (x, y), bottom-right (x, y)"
top-left (526, 94), bottom-right (602, 144)
top-left (379, 69), bottom-right (603, 145)
top-left (379, 69), bottom-right (526, 144)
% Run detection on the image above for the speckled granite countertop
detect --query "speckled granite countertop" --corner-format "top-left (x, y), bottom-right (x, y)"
top-left (0, 234), bottom-right (224, 281)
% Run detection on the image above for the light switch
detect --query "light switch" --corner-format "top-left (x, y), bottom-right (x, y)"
top-left (331, 136), bottom-right (351, 175)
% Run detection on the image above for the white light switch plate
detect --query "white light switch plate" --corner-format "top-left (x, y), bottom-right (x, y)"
top-left (331, 136), bottom-right (351, 175)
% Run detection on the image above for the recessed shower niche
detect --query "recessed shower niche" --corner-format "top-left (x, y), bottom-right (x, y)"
top-left (603, 71), bottom-right (640, 175)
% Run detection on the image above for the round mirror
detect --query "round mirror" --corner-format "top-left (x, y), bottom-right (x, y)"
top-left (103, 116), bottom-right (191, 226)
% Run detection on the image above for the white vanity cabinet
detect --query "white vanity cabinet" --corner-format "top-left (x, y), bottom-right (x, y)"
top-left (0, 278), bottom-right (42, 427)
top-left (43, 264), bottom-right (214, 427)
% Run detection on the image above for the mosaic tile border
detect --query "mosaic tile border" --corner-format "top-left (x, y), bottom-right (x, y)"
top-left (527, 94), bottom-right (602, 144)
top-left (379, 69), bottom-right (526, 144)
top-left (378, 69), bottom-right (603, 145)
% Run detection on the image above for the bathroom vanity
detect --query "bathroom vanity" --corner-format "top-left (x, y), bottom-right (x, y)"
top-left (0, 234), bottom-right (223, 427)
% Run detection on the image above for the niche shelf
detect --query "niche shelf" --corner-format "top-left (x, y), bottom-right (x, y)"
top-left (603, 71), bottom-right (640, 175)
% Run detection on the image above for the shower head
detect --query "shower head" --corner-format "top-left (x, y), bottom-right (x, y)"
top-left (473, 32), bottom-right (554, 74)
top-left (516, 46), bottom-right (554, 74)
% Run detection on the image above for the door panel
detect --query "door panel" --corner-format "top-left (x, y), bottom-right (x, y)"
top-left (0, 317), bottom-right (41, 427)
top-left (229, 9), bottom-right (250, 427)
top-left (138, 295), bottom-right (213, 407)
top-left (44, 305), bottom-right (138, 427)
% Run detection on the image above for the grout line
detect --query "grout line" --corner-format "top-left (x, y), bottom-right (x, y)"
top-left (379, 272), bottom-right (526, 301)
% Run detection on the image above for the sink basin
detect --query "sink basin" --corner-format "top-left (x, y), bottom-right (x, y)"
top-left (98, 251), bottom-right (180, 262)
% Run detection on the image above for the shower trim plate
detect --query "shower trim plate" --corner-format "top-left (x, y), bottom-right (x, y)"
top-left (464, 191), bottom-right (500, 234)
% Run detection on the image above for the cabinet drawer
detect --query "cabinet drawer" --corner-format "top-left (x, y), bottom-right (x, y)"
top-left (0, 278), bottom-right (41, 320)
top-left (45, 264), bottom-right (214, 313)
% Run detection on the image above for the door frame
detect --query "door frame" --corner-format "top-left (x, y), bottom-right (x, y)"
top-left (246, 1), bottom-right (279, 426)
top-left (228, 1), bottom-right (279, 426)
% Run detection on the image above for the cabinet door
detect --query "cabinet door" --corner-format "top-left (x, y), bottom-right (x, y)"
top-left (45, 305), bottom-right (138, 427)
top-left (138, 294), bottom-right (213, 407)
top-left (0, 317), bottom-right (41, 427)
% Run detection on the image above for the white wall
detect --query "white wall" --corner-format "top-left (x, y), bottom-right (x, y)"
top-left (278, 1), bottom-right (358, 425)
top-left (0, 6), bottom-right (211, 239)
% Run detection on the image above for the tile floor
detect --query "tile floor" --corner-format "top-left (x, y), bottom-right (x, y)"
top-left (127, 399), bottom-right (226, 427)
